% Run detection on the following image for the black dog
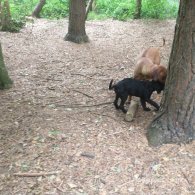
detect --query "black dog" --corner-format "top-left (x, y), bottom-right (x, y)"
top-left (109, 78), bottom-right (164, 113)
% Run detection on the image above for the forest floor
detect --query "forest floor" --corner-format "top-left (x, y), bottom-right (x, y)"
top-left (0, 18), bottom-right (195, 195)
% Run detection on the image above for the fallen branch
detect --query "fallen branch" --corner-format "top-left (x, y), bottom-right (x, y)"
top-left (71, 73), bottom-right (109, 81)
top-left (13, 171), bottom-right (58, 177)
top-left (56, 101), bottom-right (113, 108)
top-left (72, 89), bottom-right (93, 99)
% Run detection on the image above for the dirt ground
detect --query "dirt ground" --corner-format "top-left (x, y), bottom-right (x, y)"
top-left (0, 18), bottom-right (195, 195)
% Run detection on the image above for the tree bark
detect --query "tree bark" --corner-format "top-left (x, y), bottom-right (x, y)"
top-left (65, 0), bottom-right (89, 44)
top-left (32, 0), bottom-right (46, 18)
top-left (0, 43), bottom-right (13, 89)
top-left (147, 0), bottom-right (195, 146)
top-left (134, 0), bottom-right (142, 19)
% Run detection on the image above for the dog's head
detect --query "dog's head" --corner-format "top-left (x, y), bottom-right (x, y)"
top-left (151, 80), bottom-right (165, 94)
top-left (152, 65), bottom-right (167, 84)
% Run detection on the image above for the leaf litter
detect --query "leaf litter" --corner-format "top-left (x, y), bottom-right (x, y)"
top-left (0, 18), bottom-right (195, 194)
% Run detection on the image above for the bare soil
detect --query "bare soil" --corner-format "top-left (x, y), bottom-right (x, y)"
top-left (0, 18), bottom-right (194, 195)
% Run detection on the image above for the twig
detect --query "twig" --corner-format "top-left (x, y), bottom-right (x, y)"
top-left (90, 111), bottom-right (116, 121)
top-left (51, 182), bottom-right (66, 193)
top-left (72, 89), bottom-right (93, 99)
top-left (108, 131), bottom-right (124, 136)
top-left (71, 73), bottom-right (109, 81)
top-left (181, 170), bottom-right (192, 186)
top-left (90, 111), bottom-right (127, 125)
top-left (13, 171), bottom-right (58, 177)
top-left (71, 73), bottom-right (93, 79)
top-left (56, 101), bottom-right (113, 108)
top-left (81, 152), bottom-right (95, 159)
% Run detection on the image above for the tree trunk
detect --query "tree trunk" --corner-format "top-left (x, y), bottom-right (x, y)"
top-left (134, 0), bottom-right (142, 19)
top-left (0, 43), bottom-right (13, 89)
top-left (65, 0), bottom-right (89, 44)
top-left (0, 0), bottom-right (2, 26)
top-left (0, 0), bottom-right (11, 31)
top-left (147, 0), bottom-right (195, 146)
top-left (32, 0), bottom-right (46, 18)
top-left (85, 0), bottom-right (94, 20)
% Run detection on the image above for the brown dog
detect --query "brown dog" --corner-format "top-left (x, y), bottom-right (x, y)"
top-left (134, 47), bottom-right (167, 84)
top-left (134, 57), bottom-right (167, 83)
top-left (128, 47), bottom-right (167, 103)
top-left (139, 47), bottom-right (161, 65)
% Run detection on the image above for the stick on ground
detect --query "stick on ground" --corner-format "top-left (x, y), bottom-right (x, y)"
top-left (13, 171), bottom-right (58, 177)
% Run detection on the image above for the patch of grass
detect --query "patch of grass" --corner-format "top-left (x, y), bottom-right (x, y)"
top-left (87, 11), bottom-right (108, 20)
top-left (48, 129), bottom-right (61, 136)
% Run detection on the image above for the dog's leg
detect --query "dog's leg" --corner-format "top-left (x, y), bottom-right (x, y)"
top-left (119, 95), bottom-right (128, 113)
top-left (140, 98), bottom-right (151, 111)
top-left (114, 94), bottom-right (119, 109)
top-left (146, 99), bottom-right (160, 111)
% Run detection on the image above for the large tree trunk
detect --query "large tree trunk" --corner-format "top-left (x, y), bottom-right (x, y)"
top-left (32, 0), bottom-right (46, 18)
top-left (0, 43), bottom-right (13, 89)
top-left (134, 0), bottom-right (142, 19)
top-left (0, 0), bottom-right (11, 31)
top-left (65, 0), bottom-right (89, 44)
top-left (147, 0), bottom-right (195, 146)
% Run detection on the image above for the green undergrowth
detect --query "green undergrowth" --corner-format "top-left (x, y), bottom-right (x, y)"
top-left (6, 0), bottom-right (179, 31)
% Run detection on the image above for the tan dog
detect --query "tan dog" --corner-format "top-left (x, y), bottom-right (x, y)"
top-left (134, 47), bottom-right (167, 84)
top-left (128, 46), bottom-right (167, 103)
top-left (134, 57), bottom-right (167, 83)
top-left (139, 47), bottom-right (161, 65)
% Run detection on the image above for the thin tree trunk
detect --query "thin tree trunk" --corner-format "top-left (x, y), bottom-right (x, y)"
top-left (32, 0), bottom-right (46, 18)
top-left (85, 0), bottom-right (94, 20)
top-left (134, 0), bottom-right (142, 19)
top-left (0, 0), bottom-right (2, 26)
top-left (147, 0), bottom-right (195, 146)
top-left (1, 0), bottom-right (11, 31)
top-left (65, 0), bottom-right (89, 44)
top-left (0, 43), bottom-right (13, 89)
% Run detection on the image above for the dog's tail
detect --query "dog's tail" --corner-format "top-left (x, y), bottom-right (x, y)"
top-left (109, 79), bottom-right (115, 90)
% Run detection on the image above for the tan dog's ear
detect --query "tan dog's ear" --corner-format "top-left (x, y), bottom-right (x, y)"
top-left (152, 67), bottom-right (159, 81)
top-left (152, 66), bottom-right (167, 83)
top-left (158, 66), bottom-right (167, 83)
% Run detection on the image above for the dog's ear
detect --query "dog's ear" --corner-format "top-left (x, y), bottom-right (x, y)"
top-left (158, 66), bottom-right (167, 83)
top-left (152, 68), bottom-right (159, 81)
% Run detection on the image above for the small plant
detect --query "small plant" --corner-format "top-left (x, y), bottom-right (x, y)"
top-left (41, 0), bottom-right (69, 19)
top-left (7, 18), bottom-right (25, 32)
top-left (141, 0), bottom-right (178, 19)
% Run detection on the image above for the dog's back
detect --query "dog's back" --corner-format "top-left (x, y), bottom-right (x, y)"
top-left (110, 78), bottom-right (153, 98)
top-left (140, 47), bottom-right (160, 65)
top-left (109, 78), bottom-right (164, 113)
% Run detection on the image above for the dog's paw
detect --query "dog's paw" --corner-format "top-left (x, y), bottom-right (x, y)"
top-left (115, 106), bottom-right (119, 109)
top-left (144, 107), bottom-right (151, 111)
top-left (122, 109), bottom-right (127, 113)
